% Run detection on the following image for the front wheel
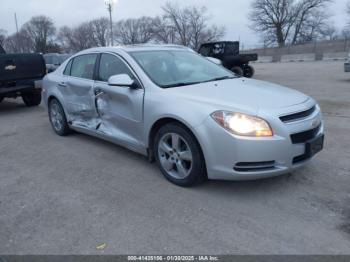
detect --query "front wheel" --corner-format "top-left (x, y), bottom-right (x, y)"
top-left (48, 99), bottom-right (71, 136)
top-left (22, 91), bottom-right (42, 107)
top-left (154, 123), bottom-right (206, 187)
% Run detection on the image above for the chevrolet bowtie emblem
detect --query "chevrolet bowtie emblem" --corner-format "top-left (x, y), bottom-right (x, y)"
top-left (5, 65), bottom-right (16, 71)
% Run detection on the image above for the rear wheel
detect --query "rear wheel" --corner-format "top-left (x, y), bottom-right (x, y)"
top-left (22, 91), bottom-right (42, 107)
top-left (154, 123), bottom-right (206, 187)
top-left (231, 66), bottom-right (244, 76)
top-left (48, 98), bottom-right (71, 136)
top-left (243, 65), bottom-right (255, 78)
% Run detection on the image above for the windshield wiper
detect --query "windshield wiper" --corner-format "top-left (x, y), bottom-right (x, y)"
top-left (202, 76), bottom-right (237, 83)
top-left (161, 76), bottom-right (236, 88)
top-left (162, 81), bottom-right (202, 88)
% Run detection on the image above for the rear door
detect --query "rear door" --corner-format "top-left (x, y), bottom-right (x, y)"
top-left (92, 53), bottom-right (144, 147)
top-left (60, 53), bottom-right (99, 128)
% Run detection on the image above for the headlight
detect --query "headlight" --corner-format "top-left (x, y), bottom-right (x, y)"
top-left (211, 111), bottom-right (273, 137)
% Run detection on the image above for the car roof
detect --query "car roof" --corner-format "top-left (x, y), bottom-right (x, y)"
top-left (78, 44), bottom-right (193, 55)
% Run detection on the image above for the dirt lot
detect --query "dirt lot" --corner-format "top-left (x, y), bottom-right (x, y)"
top-left (0, 61), bottom-right (349, 255)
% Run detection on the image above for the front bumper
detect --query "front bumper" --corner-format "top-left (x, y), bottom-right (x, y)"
top-left (194, 102), bottom-right (324, 181)
top-left (345, 61), bottom-right (350, 72)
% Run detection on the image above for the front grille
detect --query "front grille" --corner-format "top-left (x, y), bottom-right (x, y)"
top-left (234, 161), bottom-right (275, 172)
top-left (280, 106), bottom-right (316, 123)
top-left (290, 125), bottom-right (321, 144)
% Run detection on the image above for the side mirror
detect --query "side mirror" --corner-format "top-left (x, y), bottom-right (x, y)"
top-left (108, 74), bottom-right (136, 88)
top-left (206, 57), bottom-right (222, 65)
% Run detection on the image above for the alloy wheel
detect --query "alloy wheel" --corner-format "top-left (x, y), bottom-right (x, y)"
top-left (50, 102), bottom-right (64, 132)
top-left (157, 133), bottom-right (193, 179)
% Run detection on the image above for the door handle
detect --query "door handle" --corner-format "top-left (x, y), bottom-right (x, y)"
top-left (58, 82), bottom-right (67, 87)
top-left (94, 89), bottom-right (105, 98)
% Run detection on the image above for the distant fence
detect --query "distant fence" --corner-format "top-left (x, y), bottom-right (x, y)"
top-left (242, 39), bottom-right (350, 62)
top-left (280, 53), bottom-right (316, 62)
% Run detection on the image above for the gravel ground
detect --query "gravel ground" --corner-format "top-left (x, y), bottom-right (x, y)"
top-left (0, 61), bottom-right (349, 255)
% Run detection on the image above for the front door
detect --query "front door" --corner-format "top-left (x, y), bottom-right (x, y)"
top-left (93, 53), bottom-right (144, 148)
top-left (62, 53), bottom-right (99, 128)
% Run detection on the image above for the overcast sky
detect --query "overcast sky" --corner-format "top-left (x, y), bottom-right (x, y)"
top-left (0, 0), bottom-right (348, 48)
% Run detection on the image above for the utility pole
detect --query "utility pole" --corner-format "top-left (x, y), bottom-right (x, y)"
top-left (14, 13), bottom-right (19, 34)
top-left (105, 0), bottom-right (118, 46)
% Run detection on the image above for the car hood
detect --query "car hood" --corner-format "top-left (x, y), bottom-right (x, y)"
top-left (166, 78), bottom-right (309, 113)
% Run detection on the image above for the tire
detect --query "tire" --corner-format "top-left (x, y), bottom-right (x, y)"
top-left (22, 91), bottom-right (42, 107)
top-left (154, 123), bottom-right (206, 187)
top-left (0, 97), bottom-right (3, 103)
top-left (48, 98), bottom-right (71, 136)
top-left (231, 66), bottom-right (244, 76)
top-left (243, 65), bottom-right (255, 78)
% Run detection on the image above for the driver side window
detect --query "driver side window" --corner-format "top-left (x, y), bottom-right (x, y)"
top-left (98, 54), bottom-right (135, 82)
top-left (70, 54), bottom-right (97, 80)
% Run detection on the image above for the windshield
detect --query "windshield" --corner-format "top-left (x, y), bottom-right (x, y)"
top-left (130, 50), bottom-right (236, 88)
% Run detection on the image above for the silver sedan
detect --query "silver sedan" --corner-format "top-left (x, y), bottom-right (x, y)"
top-left (43, 45), bottom-right (324, 186)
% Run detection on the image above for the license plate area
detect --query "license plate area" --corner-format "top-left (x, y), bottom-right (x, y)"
top-left (306, 135), bottom-right (324, 158)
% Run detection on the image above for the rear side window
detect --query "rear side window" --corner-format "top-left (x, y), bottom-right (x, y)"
top-left (212, 43), bottom-right (225, 55)
top-left (63, 59), bottom-right (72, 75)
top-left (225, 43), bottom-right (239, 55)
top-left (98, 54), bottom-right (135, 82)
top-left (70, 54), bottom-right (98, 80)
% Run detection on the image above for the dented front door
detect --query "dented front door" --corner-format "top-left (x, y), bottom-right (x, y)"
top-left (92, 53), bottom-right (144, 148)
top-left (62, 54), bottom-right (99, 128)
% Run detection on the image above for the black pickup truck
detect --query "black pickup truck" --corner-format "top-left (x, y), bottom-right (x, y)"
top-left (0, 45), bottom-right (46, 106)
top-left (198, 41), bottom-right (258, 78)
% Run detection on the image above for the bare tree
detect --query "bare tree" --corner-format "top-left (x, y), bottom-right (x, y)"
top-left (152, 16), bottom-right (177, 44)
top-left (319, 24), bottom-right (337, 41)
top-left (89, 17), bottom-right (110, 47)
top-left (295, 9), bottom-right (333, 43)
top-left (114, 17), bottom-right (156, 44)
top-left (347, 1), bottom-right (350, 26)
top-left (57, 26), bottom-right (75, 52)
top-left (161, 2), bottom-right (225, 49)
top-left (338, 1), bottom-right (350, 39)
top-left (21, 16), bottom-right (56, 53)
top-left (291, 0), bottom-right (332, 44)
top-left (249, 0), bottom-right (332, 47)
top-left (187, 6), bottom-right (225, 49)
top-left (342, 28), bottom-right (350, 39)
top-left (0, 29), bottom-right (6, 46)
top-left (58, 22), bottom-right (98, 52)
top-left (162, 3), bottom-right (192, 46)
top-left (249, 0), bottom-right (296, 47)
top-left (3, 31), bottom-right (34, 53)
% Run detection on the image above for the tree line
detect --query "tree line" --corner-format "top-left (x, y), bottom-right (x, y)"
top-left (1, 1), bottom-right (349, 53)
top-left (0, 2), bottom-right (225, 54)
top-left (249, 0), bottom-right (350, 47)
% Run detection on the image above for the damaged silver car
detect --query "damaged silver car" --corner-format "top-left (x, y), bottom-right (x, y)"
top-left (43, 45), bottom-right (324, 187)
